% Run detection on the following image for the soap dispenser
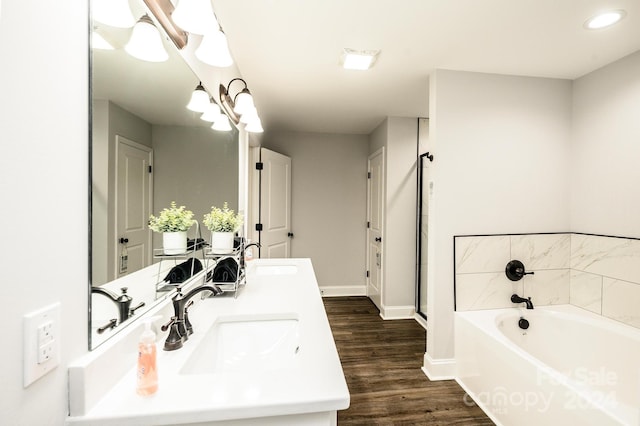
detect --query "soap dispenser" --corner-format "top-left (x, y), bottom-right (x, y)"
top-left (136, 318), bottom-right (158, 396)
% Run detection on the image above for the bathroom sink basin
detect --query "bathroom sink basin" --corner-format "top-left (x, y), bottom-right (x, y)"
top-left (254, 265), bottom-right (298, 276)
top-left (180, 315), bottom-right (300, 375)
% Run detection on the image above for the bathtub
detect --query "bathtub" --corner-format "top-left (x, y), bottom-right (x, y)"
top-left (455, 305), bottom-right (640, 425)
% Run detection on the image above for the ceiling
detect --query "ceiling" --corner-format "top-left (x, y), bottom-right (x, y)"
top-left (213, 0), bottom-right (640, 135)
top-left (93, 0), bottom-right (640, 136)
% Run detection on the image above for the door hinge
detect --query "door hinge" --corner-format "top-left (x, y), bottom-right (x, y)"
top-left (255, 223), bottom-right (263, 231)
top-left (367, 171), bottom-right (371, 179)
top-left (366, 270), bottom-right (370, 278)
top-left (367, 221), bottom-right (370, 228)
top-left (148, 165), bottom-right (152, 173)
top-left (256, 162), bottom-right (264, 170)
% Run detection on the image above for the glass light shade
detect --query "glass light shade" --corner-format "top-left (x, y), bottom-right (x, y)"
top-left (93, 0), bottom-right (135, 28)
top-left (233, 89), bottom-right (254, 115)
top-left (245, 118), bottom-right (264, 133)
top-left (172, 0), bottom-right (218, 35)
top-left (186, 84), bottom-right (210, 112)
top-left (239, 106), bottom-right (258, 124)
top-left (200, 101), bottom-right (221, 122)
top-left (212, 114), bottom-right (232, 131)
top-left (125, 15), bottom-right (169, 62)
top-left (195, 30), bottom-right (234, 67)
top-left (92, 31), bottom-right (114, 50)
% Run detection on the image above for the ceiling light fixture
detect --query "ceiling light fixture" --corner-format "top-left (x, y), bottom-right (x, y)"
top-left (186, 82), bottom-right (210, 112)
top-left (584, 10), bottom-right (626, 29)
top-left (195, 28), bottom-right (234, 67)
top-left (125, 14), bottom-right (169, 62)
top-left (171, 0), bottom-right (218, 35)
top-left (92, 0), bottom-right (135, 28)
top-left (342, 48), bottom-right (380, 70)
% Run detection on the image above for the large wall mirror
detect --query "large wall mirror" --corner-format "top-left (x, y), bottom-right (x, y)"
top-left (90, 0), bottom-right (239, 349)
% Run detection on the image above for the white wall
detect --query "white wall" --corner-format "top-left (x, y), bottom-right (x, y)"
top-left (0, 0), bottom-right (88, 424)
top-left (427, 70), bottom-right (572, 362)
top-left (368, 117), bottom-right (419, 316)
top-left (383, 117), bottom-right (418, 310)
top-left (264, 131), bottom-right (369, 294)
top-left (570, 51), bottom-right (640, 238)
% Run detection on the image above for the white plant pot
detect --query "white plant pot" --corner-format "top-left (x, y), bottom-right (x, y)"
top-left (211, 231), bottom-right (234, 254)
top-left (163, 231), bottom-right (188, 255)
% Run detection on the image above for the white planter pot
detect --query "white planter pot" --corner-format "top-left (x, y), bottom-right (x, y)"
top-left (163, 231), bottom-right (188, 255)
top-left (211, 231), bottom-right (235, 254)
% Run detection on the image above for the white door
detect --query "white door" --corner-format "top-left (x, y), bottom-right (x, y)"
top-left (115, 136), bottom-right (152, 279)
top-left (258, 148), bottom-right (292, 258)
top-left (367, 148), bottom-right (384, 310)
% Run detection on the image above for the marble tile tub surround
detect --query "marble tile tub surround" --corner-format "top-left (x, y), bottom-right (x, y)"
top-left (454, 232), bottom-right (640, 330)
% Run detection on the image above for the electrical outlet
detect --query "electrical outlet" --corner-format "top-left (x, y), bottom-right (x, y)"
top-left (23, 302), bottom-right (60, 387)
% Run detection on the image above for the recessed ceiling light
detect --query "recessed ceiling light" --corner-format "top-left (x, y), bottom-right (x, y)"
top-left (342, 48), bottom-right (380, 71)
top-left (584, 10), bottom-right (626, 29)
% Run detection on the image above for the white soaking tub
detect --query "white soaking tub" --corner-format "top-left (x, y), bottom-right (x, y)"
top-left (455, 305), bottom-right (640, 426)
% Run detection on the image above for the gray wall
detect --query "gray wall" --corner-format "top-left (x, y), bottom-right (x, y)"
top-left (152, 125), bottom-right (239, 246)
top-left (264, 131), bottom-right (369, 293)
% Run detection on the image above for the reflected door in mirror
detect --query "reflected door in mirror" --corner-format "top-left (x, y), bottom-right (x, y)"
top-left (116, 136), bottom-right (152, 278)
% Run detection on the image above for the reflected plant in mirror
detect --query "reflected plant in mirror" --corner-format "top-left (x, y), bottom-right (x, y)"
top-left (89, 0), bottom-right (239, 349)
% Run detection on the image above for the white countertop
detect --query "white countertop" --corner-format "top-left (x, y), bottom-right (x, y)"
top-left (68, 258), bottom-right (350, 425)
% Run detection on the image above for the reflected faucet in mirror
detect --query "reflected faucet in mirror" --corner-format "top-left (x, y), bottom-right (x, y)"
top-left (92, 286), bottom-right (145, 324)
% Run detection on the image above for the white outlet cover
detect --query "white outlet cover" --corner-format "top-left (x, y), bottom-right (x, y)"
top-left (23, 302), bottom-right (61, 387)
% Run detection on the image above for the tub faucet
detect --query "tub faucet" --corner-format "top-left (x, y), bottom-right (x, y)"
top-left (161, 284), bottom-right (223, 351)
top-left (511, 293), bottom-right (534, 309)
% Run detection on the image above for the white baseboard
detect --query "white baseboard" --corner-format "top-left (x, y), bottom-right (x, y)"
top-left (319, 285), bottom-right (367, 297)
top-left (380, 304), bottom-right (415, 320)
top-left (421, 352), bottom-right (456, 381)
top-left (414, 313), bottom-right (427, 330)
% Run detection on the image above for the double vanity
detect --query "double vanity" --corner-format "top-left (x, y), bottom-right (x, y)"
top-left (68, 258), bottom-right (350, 425)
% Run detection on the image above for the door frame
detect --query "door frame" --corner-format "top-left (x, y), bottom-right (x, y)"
top-left (113, 135), bottom-right (153, 279)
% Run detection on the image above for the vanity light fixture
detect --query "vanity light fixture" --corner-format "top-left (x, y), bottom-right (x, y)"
top-left (171, 0), bottom-right (218, 35)
top-left (92, 0), bottom-right (135, 28)
top-left (584, 10), bottom-right (626, 29)
top-left (186, 82), bottom-right (210, 112)
top-left (244, 118), bottom-right (264, 133)
top-left (195, 28), bottom-right (234, 67)
top-left (219, 78), bottom-right (249, 124)
top-left (125, 14), bottom-right (169, 62)
top-left (200, 98), bottom-right (221, 122)
top-left (143, 0), bottom-right (188, 50)
top-left (342, 48), bottom-right (380, 70)
top-left (211, 114), bottom-right (232, 131)
top-left (239, 106), bottom-right (263, 133)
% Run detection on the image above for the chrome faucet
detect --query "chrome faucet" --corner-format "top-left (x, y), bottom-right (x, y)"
top-left (161, 284), bottom-right (223, 351)
top-left (91, 286), bottom-right (145, 323)
top-left (511, 293), bottom-right (534, 309)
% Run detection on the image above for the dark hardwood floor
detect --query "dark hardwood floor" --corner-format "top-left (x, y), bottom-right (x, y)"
top-left (323, 296), bottom-right (494, 426)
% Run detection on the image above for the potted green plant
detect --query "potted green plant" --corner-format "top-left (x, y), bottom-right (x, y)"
top-left (148, 201), bottom-right (195, 255)
top-left (203, 202), bottom-right (243, 253)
